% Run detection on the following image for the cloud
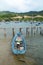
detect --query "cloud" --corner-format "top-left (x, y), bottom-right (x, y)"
top-left (0, 0), bottom-right (43, 12)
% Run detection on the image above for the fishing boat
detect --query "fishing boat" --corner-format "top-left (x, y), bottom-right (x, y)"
top-left (11, 32), bottom-right (26, 54)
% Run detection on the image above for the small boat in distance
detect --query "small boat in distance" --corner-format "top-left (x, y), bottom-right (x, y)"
top-left (11, 32), bottom-right (26, 54)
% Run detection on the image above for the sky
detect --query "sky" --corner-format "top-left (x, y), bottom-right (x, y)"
top-left (0, 0), bottom-right (43, 12)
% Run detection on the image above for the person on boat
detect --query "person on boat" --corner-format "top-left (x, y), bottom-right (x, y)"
top-left (16, 41), bottom-right (24, 50)
top-left (16, 32), bottom-right (24, 50)
top-left (16, 42), bottom-right (20, 50)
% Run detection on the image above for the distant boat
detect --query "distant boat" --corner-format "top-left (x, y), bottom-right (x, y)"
top-left (36, 22), bottom-right (41, 26)
top-left (11, 32), bottom-right (26, 54)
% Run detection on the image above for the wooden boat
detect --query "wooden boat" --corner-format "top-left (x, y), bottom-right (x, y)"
top-left (11, 32), bottom-right (26, 54)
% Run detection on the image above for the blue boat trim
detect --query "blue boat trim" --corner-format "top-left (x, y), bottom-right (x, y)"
top-left (11, 32), bottom-right (26, 54)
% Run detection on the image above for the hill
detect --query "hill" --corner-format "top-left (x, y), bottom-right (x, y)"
top-left (0, 10), bottom-right (43, 21)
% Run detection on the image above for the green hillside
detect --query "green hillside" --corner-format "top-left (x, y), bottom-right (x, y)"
top-left (0, 10), bottom-right (43, 21)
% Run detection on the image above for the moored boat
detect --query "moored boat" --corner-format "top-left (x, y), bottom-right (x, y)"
top-left (11, 32), bottom-right (26, 54)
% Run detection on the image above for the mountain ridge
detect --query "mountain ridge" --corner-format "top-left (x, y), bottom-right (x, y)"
top-left (0, 10), bottom-right (43, 16)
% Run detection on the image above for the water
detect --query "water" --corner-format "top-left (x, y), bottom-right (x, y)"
top-left (0, 21), bottom-right (43, 65)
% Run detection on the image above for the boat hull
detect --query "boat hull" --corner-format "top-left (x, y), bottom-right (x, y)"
top-left (12, 49), bottom-right (26, 54)
top-left (11, 32), bottom-right (26, 54)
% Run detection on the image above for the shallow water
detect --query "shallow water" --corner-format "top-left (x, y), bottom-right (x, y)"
top-left (0, 38), bottom-right (36, 65)
top-left (0, 21), bottom-right (43, 65)
top-left (0, 32), bottom-right (43, 65)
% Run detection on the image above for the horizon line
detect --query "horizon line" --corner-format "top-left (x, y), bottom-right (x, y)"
top-left (0, 10), bottom-right (43, 13)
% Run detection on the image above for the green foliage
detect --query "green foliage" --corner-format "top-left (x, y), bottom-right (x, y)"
top-left (0, 11), bottom-right (43, 21)
top-left (33, 17), bottom-right (43, 21)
